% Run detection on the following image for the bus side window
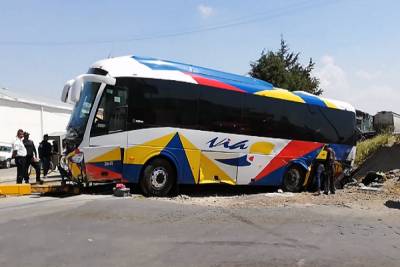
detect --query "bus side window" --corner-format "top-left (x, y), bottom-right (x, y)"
top-left (198, 86), bottom-right (243, 134)
top-left (123, 78), bottom-right (199, 131)
top-left (90, 85), bottom-right (128, 137)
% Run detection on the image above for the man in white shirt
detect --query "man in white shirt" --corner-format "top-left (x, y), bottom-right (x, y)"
top-left (12, 129), bottom-right (27, 184)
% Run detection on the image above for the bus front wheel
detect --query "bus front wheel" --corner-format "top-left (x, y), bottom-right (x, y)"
top-left (140, 158), bottom-right (175, 197)
top-left (283, 165), bottom-right (305, 192)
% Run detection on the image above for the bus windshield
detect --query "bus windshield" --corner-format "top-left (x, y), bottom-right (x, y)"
top-left (67, 82), bottom-right (101, 141)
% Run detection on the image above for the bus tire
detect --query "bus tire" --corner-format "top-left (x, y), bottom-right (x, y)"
top-left (140, 158), bottom-right (176, 197)
top-left (283, 165), bottom-right (305, 192)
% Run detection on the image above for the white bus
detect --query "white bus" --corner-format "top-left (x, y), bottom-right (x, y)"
top-left (61, 55), bottom-right (356, 196)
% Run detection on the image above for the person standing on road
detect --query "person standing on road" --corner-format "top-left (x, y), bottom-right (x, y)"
top-left (38, 134), bottom-right (52, 179)
top-left (12, 129), bottom-right (27, 184)
top-left (314, 162), bottom-right (325, 196)
top-left (324, 145), bottom-right (336, 195)
top-left (23, 132), bottom-right (43, 184)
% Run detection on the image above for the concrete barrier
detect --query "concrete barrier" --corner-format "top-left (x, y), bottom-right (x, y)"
top-left (0, 184), bottom-right (31, 196)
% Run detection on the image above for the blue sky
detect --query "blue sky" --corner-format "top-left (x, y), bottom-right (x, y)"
top-left (0, 0), bottom-right (399, 114)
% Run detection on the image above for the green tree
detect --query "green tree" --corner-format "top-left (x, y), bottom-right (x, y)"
top-left (249, 38), bottom-right (322, 95)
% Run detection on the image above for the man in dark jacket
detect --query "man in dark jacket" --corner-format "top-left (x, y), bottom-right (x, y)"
top-left (38, 134), bottom-right (52, 178)
top-left (23, 132), bottom-right (43, 184)
top-left (323, 145), bottom-right (336, 195)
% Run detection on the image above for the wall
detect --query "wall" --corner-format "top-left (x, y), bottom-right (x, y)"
top-left (0, 99), bottom-right (71, 147)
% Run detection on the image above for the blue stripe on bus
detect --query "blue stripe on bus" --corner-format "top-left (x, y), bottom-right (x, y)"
top-left (122, 164), bottom-right (142, 183)
top-left (132, 55), bottom-right (273, 93)
top-left (329, 144), bottom-right (353, 161)
top-left (215, 155), bottom-right (251, 167)
top-left (293, 91), bottom-right (327, 107)
top-left (160, 133), bottom-right (195, 184)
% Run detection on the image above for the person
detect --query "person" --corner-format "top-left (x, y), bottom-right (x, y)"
top-left (23, 132), bottom-right (43, 184)
top-left (51, 141), bottom-right (59, 170)
top-left (324, 145), bottom-right (336, 195)
top-left (314, 162), bottom-right (325, 196)
top-left (12, 129), bottom-right (27, 184)
top-left (38, 134), bottom-right (52, 178)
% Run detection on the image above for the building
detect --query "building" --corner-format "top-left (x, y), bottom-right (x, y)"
top-left (0, 88), bottom-right (72, 147)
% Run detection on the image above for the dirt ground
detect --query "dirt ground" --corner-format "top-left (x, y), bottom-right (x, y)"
top-left (149, 172), bottom-right (400, 212)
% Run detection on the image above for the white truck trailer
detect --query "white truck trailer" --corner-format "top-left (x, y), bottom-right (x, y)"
top-left (373, 111), bottom-right (400, 134)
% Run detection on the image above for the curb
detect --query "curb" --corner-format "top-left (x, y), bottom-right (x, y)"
top-left (0, 184), bottom-right (32, 196)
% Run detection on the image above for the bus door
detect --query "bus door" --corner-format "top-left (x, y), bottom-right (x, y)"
top-left (199, 151), bottom-right (239, 185)
top-left (84, 85), bottom-right (128, 181)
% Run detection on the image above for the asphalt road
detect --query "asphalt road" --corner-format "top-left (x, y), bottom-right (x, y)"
top-left (0, 166), bottom-right (60, 184)
top-left (0, 166), bottom-right (17, 183)
top-left (0, 194), bottom-right (399, 267)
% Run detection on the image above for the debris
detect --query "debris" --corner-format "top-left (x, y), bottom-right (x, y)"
top-left (113, 184), bottom-right (131, 197)
top-left (362, 171), bottom-right (386, 186)
top-left (264, 192), bottom-right (295, 197)
top-left (358, 186), bottom-right (383, 192)
top-left (369, 182), bottom-right (384, 188)
top-left (277, 189), bottom-right (284, 193)
top-left (344, 178), bottom-right (359, 188)
top-left (176, 194), bottom-right (190, 200)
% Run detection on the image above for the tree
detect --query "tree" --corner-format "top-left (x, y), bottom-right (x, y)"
top-left (249, 38), bottom-right (322, 95)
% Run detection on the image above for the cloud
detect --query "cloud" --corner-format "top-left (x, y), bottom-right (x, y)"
top-left (355, 69), bottom-right (382, 80)
top-left (317, 55), bottom-right (348, 91)
top-left (197, 4), bottom-right (214, 18)
top-left (315, 55), bottom-right (398, 114)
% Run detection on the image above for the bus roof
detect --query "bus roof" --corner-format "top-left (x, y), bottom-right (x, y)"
top-left (91, 55), bottom-right (355, 113)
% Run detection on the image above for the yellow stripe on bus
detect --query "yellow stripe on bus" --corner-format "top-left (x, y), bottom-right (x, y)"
top-left (322, 99), bottom-right (338, 109)
top-left (179, 134), bottom-right (201, 183)
top-left (89, 148), bottom-right (121, 163)
top-left (124, 132), bottom-right (176, 164)
top-left (255, 88), bottom-right (305, 103)
top-left (199, 153), bottom-right (236, 185)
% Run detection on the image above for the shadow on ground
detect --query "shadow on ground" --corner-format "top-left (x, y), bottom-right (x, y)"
top-left (40, 183), bottom-right (279, 198)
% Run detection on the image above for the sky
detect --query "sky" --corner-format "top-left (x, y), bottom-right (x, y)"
top-left (0, 0), bottom-right (399, 114)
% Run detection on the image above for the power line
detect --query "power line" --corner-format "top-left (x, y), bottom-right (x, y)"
top-left (0, 0), bottom-right (337, 47)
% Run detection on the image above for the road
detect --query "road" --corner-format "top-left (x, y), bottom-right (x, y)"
top-left (0, 166), bottom-right (17, 183)
top-left (0, 194), bottom-right (399, 267)
top-left (0, 166), bottom-right (60, 184)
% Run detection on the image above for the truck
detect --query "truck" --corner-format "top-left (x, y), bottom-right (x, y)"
top-left (373, 111), bottom-right (400, 134)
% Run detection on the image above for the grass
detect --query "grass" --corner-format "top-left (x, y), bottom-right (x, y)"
top-left (354, 133), bottom-right (398, 166)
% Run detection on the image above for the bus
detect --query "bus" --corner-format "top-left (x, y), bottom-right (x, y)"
top-left (60, 55), bottom-right (356, 196)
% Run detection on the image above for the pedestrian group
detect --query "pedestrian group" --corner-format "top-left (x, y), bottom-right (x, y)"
top-left (12, 129), bottom-right (54, 184)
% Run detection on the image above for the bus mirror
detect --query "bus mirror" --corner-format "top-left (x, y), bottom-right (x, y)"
top-left (61, 80), bottom-right (74, 103)
top-left (70, 78), bottom-right (84, 103)
top-left (70, 74), bottom-right (116, 103)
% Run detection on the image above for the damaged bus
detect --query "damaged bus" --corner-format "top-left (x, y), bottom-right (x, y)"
top-left (60, 55), bottom-right (356, 196)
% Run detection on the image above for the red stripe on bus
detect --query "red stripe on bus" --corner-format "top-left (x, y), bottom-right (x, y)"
top-left (188, 73), bottom-right (245, 93)
top-left (255, 141), bottom-right (323, 180)
top-left (86, 164), bottom-right (122, 180)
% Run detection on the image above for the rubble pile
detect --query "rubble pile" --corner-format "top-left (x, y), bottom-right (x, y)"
top-left (151, 169), bottom-right (400, 210)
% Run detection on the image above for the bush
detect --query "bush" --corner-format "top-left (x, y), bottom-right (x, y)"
top-left (354, 133), bottom-right (394, 166)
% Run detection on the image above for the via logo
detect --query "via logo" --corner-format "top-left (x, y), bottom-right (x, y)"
top-left (207, 137), bottom-right (249, 150)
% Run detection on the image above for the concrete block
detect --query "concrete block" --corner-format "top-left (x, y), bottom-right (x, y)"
top-left (0, 184), bottom-right (31, 195)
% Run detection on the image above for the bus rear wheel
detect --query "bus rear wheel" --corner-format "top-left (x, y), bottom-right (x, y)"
top-left (140, 158), bottom-right (175, 197)
top-left (283, 165), bottom-right (305, 192)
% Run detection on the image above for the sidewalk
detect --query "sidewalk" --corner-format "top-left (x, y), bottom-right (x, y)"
top-left (0, 167), bottom-right (61, 184)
